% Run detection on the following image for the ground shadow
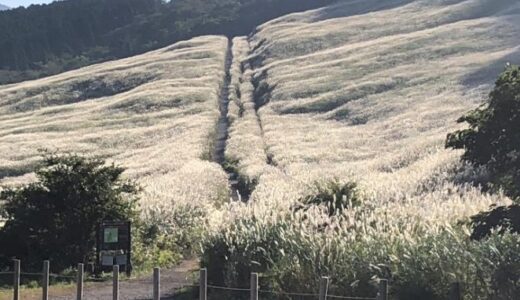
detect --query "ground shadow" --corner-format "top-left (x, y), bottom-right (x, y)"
top-left (462, 47), bottom-right (520, 89)
top-left (310, 0), bottom-right (414, 23)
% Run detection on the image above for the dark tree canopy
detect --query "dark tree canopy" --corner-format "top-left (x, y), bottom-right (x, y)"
top-left (0, 0), bottom-right (332, 85)
top-left (0, 153), bottom-right (139, 271)
top-left (447, 65), bottom-right (520, 199)
top-left (447, 65), bottom-right (520, 239)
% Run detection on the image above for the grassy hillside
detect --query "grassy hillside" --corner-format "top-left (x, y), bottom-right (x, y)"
top-left (0, 35), bottom-right (230, 214)
top-left (238, 0), bottom-right (520, 221)
top-left (208, 0), bottom-right (520, 298)
top-left (1, 0), bottom-right (520, 298)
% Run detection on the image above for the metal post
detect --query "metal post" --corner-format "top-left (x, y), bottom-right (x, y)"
top-left (42, 260), bottom-right (50, 300)
top-left (450, 282), bottom-right (462, 300)
top-left (153, 267), bottom-right (160, 300)
top-left (127, 221), bottom-right (132, 277)
top-left (77, 263), bottom-right (84, 300)
top-left (319, 276), bottom-right (329, 300)
top-left (199, 268), bottom-right (207, 300)
top-left (113, 265), bottom-right (119, 300)
top-left (250, 273), bottom-right (258, 300)
top-left (378, 279), bottom-right (388, 300)
top-left (13, 259), bottom-right (20, 300)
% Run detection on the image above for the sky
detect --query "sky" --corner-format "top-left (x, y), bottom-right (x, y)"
top-left (1, 0), bottom-right (53, 8)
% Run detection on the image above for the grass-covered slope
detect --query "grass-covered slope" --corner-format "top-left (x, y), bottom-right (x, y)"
top-left (0, 36), bottom-right (230, 210)
top-left (244, 0), bottom-right (520, 220)
top-left (207, 0), bottom-right (520, 298)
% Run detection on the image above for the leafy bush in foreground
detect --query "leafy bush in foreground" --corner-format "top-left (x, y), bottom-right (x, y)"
top-left (0, 152), bottom-right (139, 272)
top-left (0, 152), bottom-right (196, 274)
top-left (447, 65), bottom-right (520, 240)
top-left (447, 64), bottom-right (520, 200)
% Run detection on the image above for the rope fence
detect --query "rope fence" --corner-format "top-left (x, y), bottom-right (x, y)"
top-left (1, 259), bottom-right (464, 300)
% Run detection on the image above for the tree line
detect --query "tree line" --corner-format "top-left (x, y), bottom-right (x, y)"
top-left (0, 0), bottom-right (333, 85)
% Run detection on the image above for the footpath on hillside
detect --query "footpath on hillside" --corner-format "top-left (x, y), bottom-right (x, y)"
top-left (213, 38), bottom-right (241, 201)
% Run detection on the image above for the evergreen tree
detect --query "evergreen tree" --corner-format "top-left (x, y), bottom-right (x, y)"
top-left (0, 152), bottom-right (139, 271)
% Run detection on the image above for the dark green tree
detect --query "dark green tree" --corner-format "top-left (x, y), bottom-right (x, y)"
top-left (447, 64), bottom-right (520, 240)
top-left (446, 64), bottom-right (520, 199)
top-left (0, 152), bottom-right (139, 271)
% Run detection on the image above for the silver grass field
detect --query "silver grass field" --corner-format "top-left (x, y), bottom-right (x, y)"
top-left (1, 0), bottom-right (520, 298)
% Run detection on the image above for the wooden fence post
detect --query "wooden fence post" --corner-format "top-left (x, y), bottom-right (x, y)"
top-left (450, 282), bottom-right (462, 300)
top-left (199, 268), bottom-right (207, 300)
top-left (13, 259), bottom-right (20, 300)
top-left (250, 273), bottom-right (258, 300)
top-left (378, 279), bottom-right (388, 300)
top-left (87, 263), bottom-right (95, 274)
top-left (153, 267), bottom-right (160, 300)
top-left (76, 263), bottom-right (84, 300)
top-left (113, 265), bottom-right (119, 300)
top-left (42, 260), bottom-right (50, 300)
top-left (319, 276), bottom-right (329, 300)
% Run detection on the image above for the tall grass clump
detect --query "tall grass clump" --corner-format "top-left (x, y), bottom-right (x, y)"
top-left (203, 203), bottom-right (520, 299)
top-left (297, 178), bottom-right (362, 216)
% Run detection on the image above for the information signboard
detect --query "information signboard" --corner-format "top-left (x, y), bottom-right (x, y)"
top-left (96, 221), bottom-right (132, 275)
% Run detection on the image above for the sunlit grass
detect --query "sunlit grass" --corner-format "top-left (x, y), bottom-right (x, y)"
top-left (0, 36), bottom-right (231, 212)
top-left (209, 0), bottom-right (520, 298)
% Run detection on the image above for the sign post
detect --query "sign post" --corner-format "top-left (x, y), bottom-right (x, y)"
top-left (96, 221), bottom-right (132, 276)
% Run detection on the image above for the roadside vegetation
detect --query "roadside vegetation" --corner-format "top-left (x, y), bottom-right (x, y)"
top-left (447, 65), bottom-right (520, 240)
top-left (202, 64), bottom-right (520, 300)
top-left (0, 152), bottom-right (139, 271)
top-left (0, 152), bottom-right (204, 279)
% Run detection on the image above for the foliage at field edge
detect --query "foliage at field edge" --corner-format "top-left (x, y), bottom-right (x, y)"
top-left (447, 65), bottom-right (520, 201)
top-left (447, 65), bottom-right (520, 241)
top-left (0, 152), bottom-right (194, 274)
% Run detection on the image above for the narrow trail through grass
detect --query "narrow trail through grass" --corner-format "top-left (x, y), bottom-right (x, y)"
top-left (213, 38), bottom-right (241, 201)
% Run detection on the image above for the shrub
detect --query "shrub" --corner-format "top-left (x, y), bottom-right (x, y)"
top-left (0, 152), bottom-right (139, 272)
top-left (298, 178), bottom-right (362, 216)
top-left (447, 64), bottom-right (520, 239)
top-left (470, 205), bottom-right (520, 240)
top-left (446, 64), bottom-right (520, 200)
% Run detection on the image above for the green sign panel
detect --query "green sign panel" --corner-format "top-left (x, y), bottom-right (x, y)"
top-left (104, 227), bottom-right (119, 243)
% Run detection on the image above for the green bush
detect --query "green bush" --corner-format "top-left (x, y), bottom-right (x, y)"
top-left (447, 65), bottom-right (520, 239)
top-left (447, 64), bottom-right (520, 200)
top-left (0, 152), bottom-right (139, 272)
top-left (298, 178), bottom-right (362, 216)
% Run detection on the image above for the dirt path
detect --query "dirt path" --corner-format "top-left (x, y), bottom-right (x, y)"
top-left (213, 38), bottom-right (241, 201)
top-left (45, 260), bottom-right (198, 300)
top-left (212, 39), bottom-right (232, 165)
